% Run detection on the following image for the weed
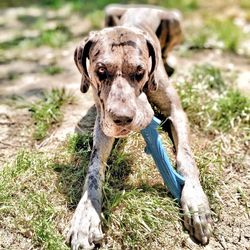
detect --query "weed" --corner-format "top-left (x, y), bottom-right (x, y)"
top-left (102, 137), bottom-right (181, 248)
top-left (186, 18), bottom-right (246, 52)
top-left (0, 71), bottom-right (20, 81)
top-left (187, 30), bottom-right (211, 49)
top-left (67, 132), bottom-right (93, 156)
top-left (0, 25), bottom-right (71, 50)
top-left (43, 64), bottom-right (64, 75)
top-left (239, 0), bottom-right (250, 9)
top-left (208, 19), bottom-right (244, 52)
top-left (17, 14), bottom-right (40, 26)
top-left (28, 88), bottom-right (74, 140)
top-left (236, 186), bottom-right (249, 210)
top-left (104, 187), bottom-right (180, 248)
top-left (160, 0), bottom-right (198, 11)
top-left (87, 10), bottom-right (105, 29)
top-left (195, 142), bottom-right (223, 214)
top-left (38, 25), bottom-right (72, 48)
top-left (192, 64), bottom-right (226, 91)
top-left (54, 133), bottom-right (93, 208)
top-left (211, 89), bottom-right (250, 132)
top-left (176, 64), bottom-right (250, 133)
top-left (0, 36), bottom-right (36, 50)
top-left (0, 151), bottom-right (69, 249)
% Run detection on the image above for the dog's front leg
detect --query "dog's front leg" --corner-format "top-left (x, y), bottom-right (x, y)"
top-left (166, 92), bottom-right (213, 245)
top-left (67, 115), bottom-right (115, 250)
top-left (149, 62), bottom-right (213, 244)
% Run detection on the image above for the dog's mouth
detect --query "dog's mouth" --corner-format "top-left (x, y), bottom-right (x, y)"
top-left (101, 120), bottom-right (132, 138)
top-left (111, 126), bottom-right (132, 137)
top-left (117, 128), bottom-right (131, 137)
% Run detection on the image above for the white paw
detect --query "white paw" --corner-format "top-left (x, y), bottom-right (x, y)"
top-left (181, 179), bottom-right (213, 245)
top-left (67, 192), bottom-right (103, 250)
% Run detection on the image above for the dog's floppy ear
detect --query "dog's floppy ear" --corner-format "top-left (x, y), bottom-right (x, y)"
top-left (74, 33), bottom-right (97, 93)
top-left (145, 38), bottom-right (158, 92)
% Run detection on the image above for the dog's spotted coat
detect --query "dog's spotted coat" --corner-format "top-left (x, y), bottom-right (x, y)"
top-left (68, 4), bottom-right (213, 249)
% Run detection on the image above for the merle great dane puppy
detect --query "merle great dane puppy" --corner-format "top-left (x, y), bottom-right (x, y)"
top-left (68, 4), bottom-right (212, 249)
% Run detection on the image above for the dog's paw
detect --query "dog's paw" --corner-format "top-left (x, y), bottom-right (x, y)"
top-left (181, 179), bottom-right (213, 245)
top-left (67, 193), bottom-right (103, 250)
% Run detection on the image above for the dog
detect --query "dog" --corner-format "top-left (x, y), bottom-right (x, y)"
top-left (68, 4), bottom-right (212, 249)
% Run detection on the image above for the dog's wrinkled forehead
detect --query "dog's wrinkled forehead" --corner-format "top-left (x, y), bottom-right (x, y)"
top-left (89, 27), bottom-right (149, 67)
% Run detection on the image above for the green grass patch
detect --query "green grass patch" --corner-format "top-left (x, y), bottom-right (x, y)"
top-left (4, 0), bottom-right (199, 13)
top-left (159, 0), bottom-right (198, 11)
top-left (212, 90), bottom-right (250, 132)
top-left (0, 151), bottom-right (69, 250)
top-left (43, 64), bottom-right (64, 75)
top-left (38, 25), bottom-right (72, 48)
top-left (0, 133), bottom-right (95, 249)
top-left (195, 142), bottom-right (223, 213)
top-left (192, 64), bottom-right (225, 91)
top-left (104, 186), bottom-right (179, 248)
top-left (102, 137), bottom-right (180, 248)
top-left (176, 64), bottom-right (250, 133)
top-left (0, 25), bottom-right (72, 50)
top-left (54, 133), bottom-right (93, 208)
top-left (87, 10), bottom-right (105, 29)
top-left (0, 36), bottom-right (36, 50)
top-left (17, 14), bottom-right (41, 26)
top-left (0, 128), bottom-right (234, 248)
top-left (61, 133), bottom-right (181, 248)
top-left (186, 18), bottom-right (246, 52)
top-left (0, 71), bottom-right (20, 81)
top-left (28, 88), bottom-right (74, 140)
top-left (208, 19), bottom-right (244, 52)
top-left (239, 0), bottom-right (250, 9)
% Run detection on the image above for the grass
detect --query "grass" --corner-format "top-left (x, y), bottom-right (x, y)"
top-left (104, 187), bottom-right (180, 248)
top-left (212, 90), bottom-right (250, 132)
top-left (195, 142), bottom-right (223, 213)
top-left (0, 36), bottom-right (35, 50)
top-left (192, 63), bottom-right (225, 91)
top-left (186, 18), bottom-right (246, 53)
top-left (55, 133), bottom-right (93, 208)
top-left (176, 63), bottom-right (250, 133)
top-left (0, 133), bottom-right (95, 249)
top-left (208, 19), bottom-right (245, 53)
top-left (87, 10), bottom-right (105, 29)
top-left (0, 0), bottom-right (199, 13)
top-left (28, 88), bottom-right (74, 140)
top-left (43, 64), bottom-right (64, 75)
top-left (0, 25), bottom-right (72, 50)
top-left (0, 71), bottom-right (20, 81)
top-left (1, 85), bottom-right (248, 249)
top-left (0, 131), bottom-right (178, 249)
top-left (0, 1), bottom-right (249, 249)
top-left (0, 125), bottom-right (224, 249)
top-left (63, 132), bottom-right (183, 248)
top-left (38, 25), bottom-right (72, 48)
top-left (239, 0), bottom-right (250, 9)
top-left (159, 0), bottom-right (198, 11)
top-left (0, 151), bottom-right (68, 250)
top-left (176, 63), bottom-right (249, 210)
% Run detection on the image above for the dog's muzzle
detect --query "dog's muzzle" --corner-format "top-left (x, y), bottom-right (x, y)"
top-left (109, 113), bottom-right (134, 126)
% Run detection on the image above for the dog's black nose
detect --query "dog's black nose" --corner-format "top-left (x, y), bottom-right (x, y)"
top-left (112, 115), bottom-right (133, 126)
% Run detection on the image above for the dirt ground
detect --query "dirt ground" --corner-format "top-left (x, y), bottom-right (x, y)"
top-left (0, 3), bottom-right (249, 250)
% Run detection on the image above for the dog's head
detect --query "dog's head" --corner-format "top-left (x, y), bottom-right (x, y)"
top-left (74, 27), bottom-right (158, 137)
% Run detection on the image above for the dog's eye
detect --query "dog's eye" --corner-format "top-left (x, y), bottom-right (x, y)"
top-left (135, 66), bottom-right (145, 81)
top-left (96, 67), bottom-right (108, 80)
